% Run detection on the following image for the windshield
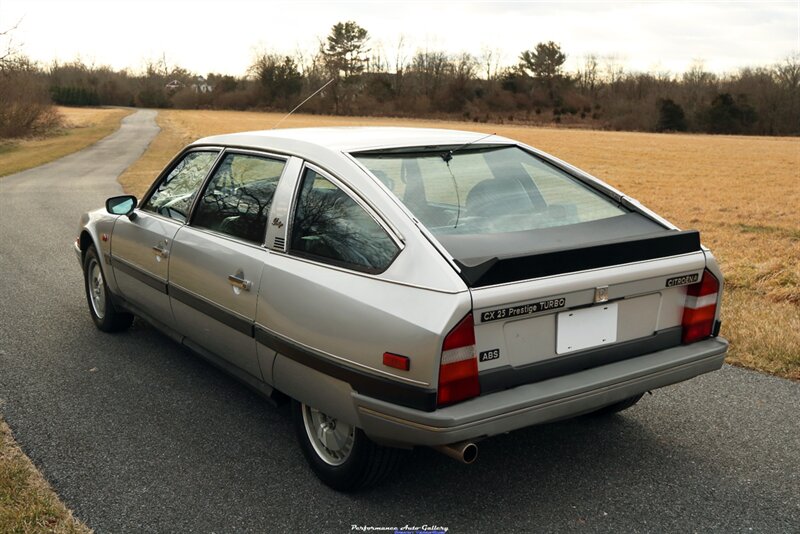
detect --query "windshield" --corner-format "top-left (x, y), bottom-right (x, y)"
top-left (354, 145), bottom-right (626, 236)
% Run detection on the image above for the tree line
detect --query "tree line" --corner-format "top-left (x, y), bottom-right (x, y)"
top-left (2, 20), bottom-right (799, 139)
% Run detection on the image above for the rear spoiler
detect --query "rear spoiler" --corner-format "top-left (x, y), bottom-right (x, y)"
top-left (454, 230), bottom-right (702, 288)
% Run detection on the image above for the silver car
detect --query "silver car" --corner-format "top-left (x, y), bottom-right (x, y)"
top-left (76, 127), bottom-right (728, 491)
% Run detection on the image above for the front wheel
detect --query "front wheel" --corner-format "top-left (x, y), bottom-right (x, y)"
top-left (83, 245), bottom-right (133, 332)
top-left (292, 400), bottom-right (401, 491)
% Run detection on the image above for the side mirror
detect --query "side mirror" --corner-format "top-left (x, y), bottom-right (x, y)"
top-left (106, 195), bottom-right (138, 220)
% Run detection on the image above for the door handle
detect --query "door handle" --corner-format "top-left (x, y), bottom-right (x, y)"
top-left (152, 245), bottom-right (169, 258)
top-left (227, 274), bottom-right (252, 291)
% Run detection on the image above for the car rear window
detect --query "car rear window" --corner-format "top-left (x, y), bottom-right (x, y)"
top-left (354, 145), bottom-right (626, 236)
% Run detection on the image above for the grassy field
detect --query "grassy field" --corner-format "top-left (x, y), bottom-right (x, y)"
top-left (0, 107), bottom-right (133, 178)
top-left (0, 420), bottom-right (91, 533)
top-left (119, 109), bottom-right (800, 380)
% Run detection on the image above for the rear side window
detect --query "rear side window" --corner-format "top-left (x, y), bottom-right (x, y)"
top-left (289, 168), bottom-right (398, 273)
top-left (192, 153), bottom-right (286, 244)
top-left (142, 151), bottom-right (218, 222)
top-left (355, 146), bottom-right (625, 235)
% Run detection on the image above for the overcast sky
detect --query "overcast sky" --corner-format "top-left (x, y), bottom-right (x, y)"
top-left (1, 0), bottom-right (797, 76)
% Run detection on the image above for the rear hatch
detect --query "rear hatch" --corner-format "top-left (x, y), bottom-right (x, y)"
top-left (456, 228), bottom-right (706, 393)
top-left (352, 141), bottom-right (709, 392)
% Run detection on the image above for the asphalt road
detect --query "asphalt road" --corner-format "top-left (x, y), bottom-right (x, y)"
top-left (1, 110), bottom-right (798, 533)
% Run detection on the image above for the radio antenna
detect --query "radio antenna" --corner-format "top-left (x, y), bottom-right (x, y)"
top-left (440, 132), bottom-right (496, 229)
top-left (441, 132), bottom-right (496, 162)
top-left (271, 78), bottom-right (334, 129)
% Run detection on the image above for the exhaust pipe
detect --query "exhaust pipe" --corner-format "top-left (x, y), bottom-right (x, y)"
top-left (433, 440), bottom-right (479, 464)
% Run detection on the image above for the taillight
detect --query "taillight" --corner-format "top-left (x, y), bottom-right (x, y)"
top-left (681, 269), bottom-right (719, 344)
top-left (438, 314), bottom-right (480, 407)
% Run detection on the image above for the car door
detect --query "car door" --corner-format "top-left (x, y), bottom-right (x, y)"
top-left (110, 149), bottom-right (220, 328)
top-left (168, 150), bottom-right (288, 378)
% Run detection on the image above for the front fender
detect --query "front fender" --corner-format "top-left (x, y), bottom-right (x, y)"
top-left (77, 208), bottom-right (120, 294)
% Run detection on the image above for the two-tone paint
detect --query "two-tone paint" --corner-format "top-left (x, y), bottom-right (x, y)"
top-left (76, 127), bottom-right (728, 449)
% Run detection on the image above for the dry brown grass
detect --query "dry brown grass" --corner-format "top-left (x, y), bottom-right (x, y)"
top-left (0, 107), bottom-right (133, 178)
top-left (119, 109), bottom-right (800, 380)
top-left (721, 291), bottom-right (800, 378)
top-left (0, 418), bottom-right (91, 533)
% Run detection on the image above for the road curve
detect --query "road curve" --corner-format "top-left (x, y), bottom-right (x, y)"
top-left (0, 110), bottom-right (798, 533)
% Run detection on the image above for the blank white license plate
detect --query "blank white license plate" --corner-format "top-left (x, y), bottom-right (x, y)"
top-left (556, 303), bottom-right (618, 355)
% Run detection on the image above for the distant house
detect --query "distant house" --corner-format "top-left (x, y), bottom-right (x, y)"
top-left (165, 79), bottom-right (184, 92)
top-left (191, 76), bottom-right (213, 94)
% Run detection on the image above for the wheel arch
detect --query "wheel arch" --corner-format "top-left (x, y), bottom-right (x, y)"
top-left (272, 354), bottom-right (361, 427)
top-left (78, 218), bottom-right (121, 296)
top-left (79, 230), bottom-right (96, 262)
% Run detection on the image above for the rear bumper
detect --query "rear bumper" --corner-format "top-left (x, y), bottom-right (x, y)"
top-left (355, 337), bottom-right (728, 447)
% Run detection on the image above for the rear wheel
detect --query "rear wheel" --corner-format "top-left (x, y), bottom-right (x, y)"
top-left (83, 245), bottom-right (133, 332)
top-left (588, 393), bottom-right (644, 416)
top-left (292, 400), bottom-right (401, 491)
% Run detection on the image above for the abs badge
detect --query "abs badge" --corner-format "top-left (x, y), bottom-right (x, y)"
top-left (479, 348), bottom-right (500, 362)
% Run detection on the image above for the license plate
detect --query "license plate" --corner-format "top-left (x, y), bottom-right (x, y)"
top-left (556, 303), bottom-right (618, 354)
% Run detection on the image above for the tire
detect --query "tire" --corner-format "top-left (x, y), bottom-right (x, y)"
top-left (292, 400), bottom-right (401, 491)
top-left (83, 245), bottom-right (133, 332)
top-left (588, 393), bottom-right (645, 416)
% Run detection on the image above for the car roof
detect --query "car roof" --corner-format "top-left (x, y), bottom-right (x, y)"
top-left (193, 127), bottom-right (516, 153)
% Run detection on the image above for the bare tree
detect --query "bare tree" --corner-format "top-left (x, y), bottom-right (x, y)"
top-left (479, 46), bottom-right (503, 82)
top-left (393, 34), bottom-right (408, 96)
top-left (411, 48), bottom-right (450, 96)
top-left (368, 41), bottom-right (388, 73)
top-left (576, 53), bottom-right (599, 98)
top-left (775, 53), bottom-right (800, 91)
top-left (602, 54), bottom-right (625, 84)
top-left (0, 20), bottom-right (60, 138)
top-left (0, 18), bottom-right (22, 66)
top-left (680, 59), bottom-right (717, 122)
top-left (775, 53), bottom-right (800, 132)
top-left (682, 59), bottom-right (717, 87)
top-left (394, 35), bottom-right (408, 75)
top-left (453, 53), bottom-right (477, 79)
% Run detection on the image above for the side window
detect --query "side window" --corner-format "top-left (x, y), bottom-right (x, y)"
top-left (290, 168), bottom-right (399, 273)
top-left (142, 151), bottom-right (218, 222)
top-left (192, 153), bottom-right (286, 243)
